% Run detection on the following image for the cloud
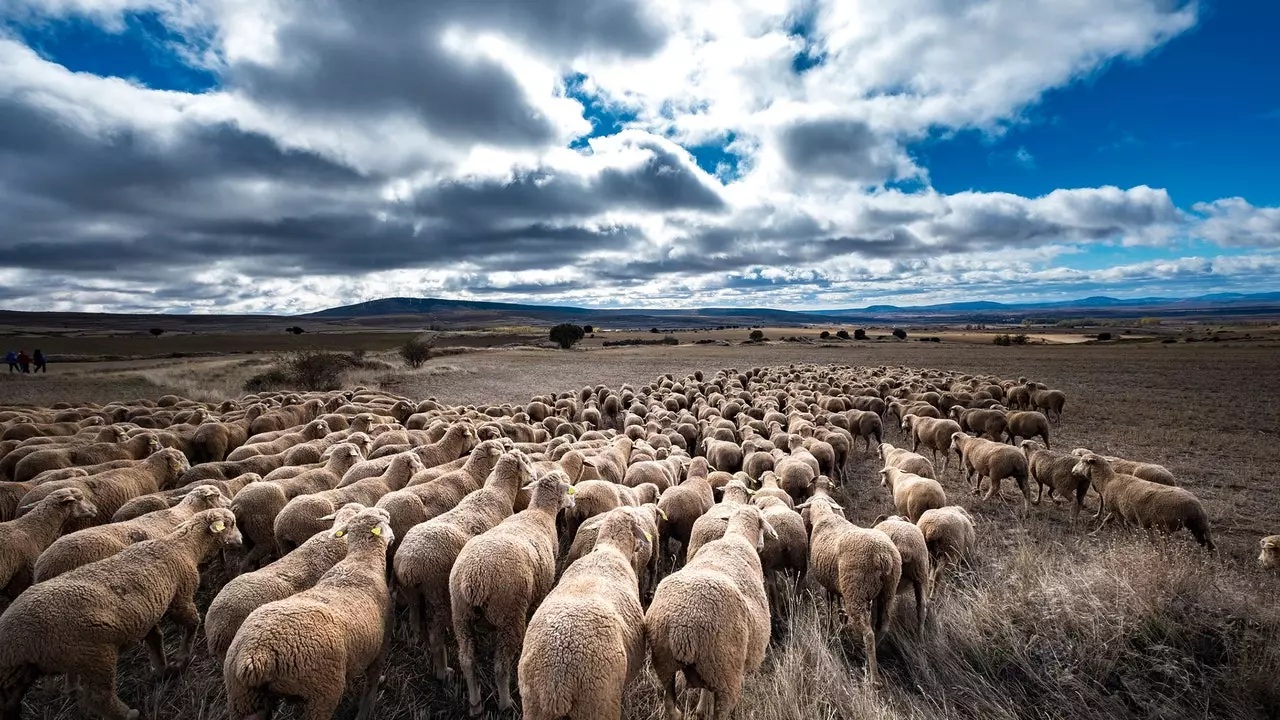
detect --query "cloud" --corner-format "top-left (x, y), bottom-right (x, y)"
top-left (1191, 198), bottom-right (1280, 248)
top-left (777, 116), bottom-right (918, 184)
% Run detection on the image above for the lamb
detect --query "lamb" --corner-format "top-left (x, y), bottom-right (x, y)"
top-left (645, 505), bottom-right (775, 720)
top-left (375, 439), bottom-right (506, 539)
top-left (794, 495), bottom-right (900, 684)
top-left (915, 506), bottom-right (977, 575)
top-left (950, 433), bottom-right (1032, 513)
top-left (449, 471), bottom-right (576, 715)
top-left (1005, 411), bottom-right (1051, 448)
top-left (1071, 453), bottom-right (1213, 549)
top-left (33, 485), bottom-right (229, 582)
top-left (879, 466), bottom-right (947, 523)
top-left (1069, 448), bottom-right (1175, 485)
top-left (1021, 440), bottom-right (1089, 523)
top-left (877, 442), bottom-right (936, 479)
top-left (872, 515), bottom-right (931, 630)
top-left (902, 415), bottom-right (963, 472)
top-left (223, 508), bottom-right (395, 720)
top-left (205, 503), bottom-right (365, 660)
top-left (392, 451), bottom-right (533, 682)
top-left (0, 508), bottom-right (241, 720)
top-left (11, 433), bottom-right (161, 484)
top-left (0, 488), bottom-right (97, 604)
top-left (272, 452), bottom-right (423, 553)
top-left (1260, 536), bottom-right (1279, 570)
top-left (518, 507), bottom-right (651, 720)
top-left (15, 448), bottom-right (190, 531)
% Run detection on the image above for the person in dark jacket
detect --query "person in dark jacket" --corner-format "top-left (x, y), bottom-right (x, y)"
top-left (4, 351), bottom-right (15, 373)
top-left (15, 350), bottom-right (30, 374)
top-left (32, 349), bottom-right (46, 373)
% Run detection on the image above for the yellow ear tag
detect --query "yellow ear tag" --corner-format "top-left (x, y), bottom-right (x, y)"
top-left (334, 529), bottom-right (346, 538)
top-left (659, 509), bottom-right (668, 521)
top-left (371, 526), bottom-right (382, 537)
top-left (644, 532), bottom-right (653, 543)
top-left (212, 521), bottom-right (225, 532)
top-left (566, 486), bottom-right (576, 496)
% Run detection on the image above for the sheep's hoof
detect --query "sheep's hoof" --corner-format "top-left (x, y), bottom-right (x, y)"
top-left (467, 700), bottom-right (484, 717)
top-left (125, 711), bottom-right (140, 720)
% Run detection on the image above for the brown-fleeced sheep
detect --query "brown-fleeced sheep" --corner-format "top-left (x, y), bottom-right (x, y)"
top-left (0, 488), bottom-right (97, 605)
top-left (1021, 440), bottom-right (1089, 523)
top-left (376, 439), bottom-right (506, 540)
top-left (1025, 383), bottom-right (1066, 422)
top-left (950, 433), bottom-right (1031, 513)
top-left (0, 508), bottom-right (241, 720)
top-left (879, 466), bottom-right (947, 523)
top-left (645, 504), bottom-right (775, 720)
top-left (1071, 453), bottom-right (1213, 549)
top-left (11, 433), bottom-right (161, 484)
top-left (1005, 411), bottom-right (1051, 448)
top-left (111, 472), bottom-right (260, 523)
top-left (902, 416), bottom-right (963, 473)
top-left (449, 471), bottom-right (576, 715)
top-left (223, 507), bottom-right (394, 720)
top-left (872, 515), bottom-right (931, 631)
top-left (564, 503), bottom-right (664, 603)
top-left (916, 505), bottom-right (977, 576)
top-left (877, 442), bottom-right (936, 480)
top-left (1069, 448), bottom-right (1175, 485)
top-left (656, 457), bottom-right (715, 562)
top-left (518, 507), bottom-right (651, 720)
top-left (1260, 536), bottom-right (1279, 570)
top-left (16, 448), bottom-right (190, 532)
top-left (949, 406), bottom-right (1008, 442)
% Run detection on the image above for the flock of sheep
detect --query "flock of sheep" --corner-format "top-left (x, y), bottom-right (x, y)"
top-left (0, 362), bottom-right (1258, 720)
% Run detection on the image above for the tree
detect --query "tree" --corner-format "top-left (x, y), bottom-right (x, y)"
top-left (286, 326), bottom-right (305, 335)
top-left (650, 327), bottom-right (660, 334)
top-left (583, 324), bottom-right (594, 334)
top-left (749, 329), bottom-right (765, 342)
top-left (892, 328), bottom-right (907, 340)
top-left (1096, 332), bottom-right (1113, 341)
top-left (399, 335), bottom-right (436, 368)
top-left (549, 323), bottom-right (585, 349)
top-left (851, 329), bottom-right (865, 340)
top-left (819, 330), bottom-right (831, 339)
top-left (149, 328), bottom-right (165, 338)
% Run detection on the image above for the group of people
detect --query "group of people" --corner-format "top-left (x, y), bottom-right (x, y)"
top-left (5, 349), bottom-right (46, 374)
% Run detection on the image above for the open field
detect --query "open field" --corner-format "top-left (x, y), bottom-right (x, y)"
top-left (0, 341), bottom-right (1277, 719)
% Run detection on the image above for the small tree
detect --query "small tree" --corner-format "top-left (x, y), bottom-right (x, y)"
top-left (399, 335), bottom-right (436, 368)
top-left (549, 323), bottom-right (585, 349)
top-left (852, 329), bottom-right (866, 340)
top-left (149, 328), bottom-right (165, 337)
top-left (819, 330), bottom-right (831, 339)
top-left (286, 326), bottom-right (305, 335)
top-left (1096, 332), bottom-right (1113, 341)
top-left (892, 328), bottom-right (907, 340)
top-left (749, 329), bottom-right (765, 342)
top-left (650, 327), bottom-right (660, 334)
top-left (583, 324), bottom-right (594, 334)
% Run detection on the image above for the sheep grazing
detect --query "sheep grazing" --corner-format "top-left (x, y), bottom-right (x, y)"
top-left (206, 503), bottom-right (365, 660)
top-left (0, 508), bottom-right (241, 720)
top-left (1071, 453), bottom-right (1213, 549)
top-left (518, 507), bottom-right (651, 720)
top-left (645, 504), bottom-right (775, 720)
top-left (1020, 440), bottom-right (1089, 523)
top-left (224, 507), bottom-right (395, 720)
top-left (878, 442), bottom-right (936, 480)
top-left (872, 515), bottom-right (931, 631)
top-left (796, 495), bottom-right (900, 684)
top-left (392, 450), bottom-right (533, 682)
top-left (1069, 448), bottom-right (1175, 485)
top-left (901, 416), bottom-right (963, 473)
top-left (1259, 536), bottom-right (1279, 570)
top-left (449, 470), bottom-right (576, 715)
top-left (879, 466), bottom-right (946, 523)
top-left (916, 506), bottom-right (977, 575)
top-left (950, 433), bottom-right (1031, 514)
top-left (1005, 411), bottom-right (1051, 448)
top-left (0, 488), bottom-right (97, 604)
top-left (34, 484), bottom-right (229, 582)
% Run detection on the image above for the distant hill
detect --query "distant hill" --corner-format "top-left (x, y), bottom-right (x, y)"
top-left (307, 292), bottom-right (1280, 327)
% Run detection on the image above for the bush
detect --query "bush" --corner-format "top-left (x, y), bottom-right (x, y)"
top-left (852, 329), bottom-right (866, 340)
top-left (820, 330), bottom-right (831, 339)
top-left (1162, 337), bottom-right (1178, 344)
top-left (1097, 332), bottom-right (1113, 341)
top-left (749, 329), bottom-right (765, 342)
top-left (1012, 334), bottom-right (1028, 345)
top-left (242, 366), bottom-right (292, 393)
top-left (650, 327), bottom-right (660, 334)
top-left (549, 323), bottom-right (585, 349)
top-left (994, 334), bottom-right (1011, 346)
top-left (244, 351), bottom-right (346, 392)
top-left (285, 326), bottom-right (305, 335)
top-left (601, 336), bottom-right (680, 348)
top-left (149, 328), bottom-right (165, 337)
top-left (583, 324), bottom-right (594, 334)
top-left (892, 328), bottom-right (907, 340)
top-left (399, 335), bottom-right (436, 368)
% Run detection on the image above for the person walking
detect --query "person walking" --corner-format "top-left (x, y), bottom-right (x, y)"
top-left (4, 351), bottom-right (15, 373)
top-left (15, 350), bottom-right (30, 374)
top-left (32, 349), bottom-right (46, 374)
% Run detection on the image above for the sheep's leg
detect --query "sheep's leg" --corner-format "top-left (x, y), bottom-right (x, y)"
top-left (355, 648), bottom-right (388, 720)
top-left (694, 689), bottom-right (714, 718)
top-left (299, 689), bottom-right (343, 720)
top-left (849, 609), bottom-right (879, 686)
top-left (492, 611), bottom-right (527, 712)
top-left (913, 579), bottom-right (927, 631)
top-left (76, 650), bottom-right (136, 720)
top-left (1071, 484), bottom-right (1086, 526)
top-left (427, 608), bottom-right (453, 682)
top-left (454, 611), bottom-right (483, 716)
top-left (982, 474), bottom-right (1000, 502)
top-left (657, 670), bottom-right (683, 720)
top-left (238, 544), bottom-right (271, 575)
top-left (142, 626), bottom-right (167, 677)
top-left (0, 664), bottom-right (37, 720)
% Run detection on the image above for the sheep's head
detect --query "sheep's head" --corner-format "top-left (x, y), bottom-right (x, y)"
top-left (187, 485), bottom-right (231, 509)
top-left (877, 443), bottom-right (892, 461)
top-left (901, 415), bottom-right (915, 432)
top-left (319, 502), bottom-right (367, 529)
top-left (1259, 537), bottom-right (1279, 570)
top-left (879, 468), bottom-right (892, 488)
top-left (1071, 453), bottom-right (1106, 481)
top-left (523, 470), bottom-right (575, 511)
top-left (144, 434), bottom-right (162, 453)
top-left (949, 432), bottom-right (970, 454)
top-left (1019, 439), bottom-right (1041, 456)
top-left (160, 448), bottom-right (190, 476)
top-left (42, 487), bottom-right (98, 519)
top-left (199, 509), bottom-right (243, 549)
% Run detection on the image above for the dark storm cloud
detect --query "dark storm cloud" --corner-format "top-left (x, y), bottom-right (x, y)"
top-left (778, 117), bottom-right (906, 183)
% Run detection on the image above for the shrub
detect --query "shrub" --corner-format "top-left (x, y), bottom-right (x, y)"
top-left (549, 323), bottom-right (585, 349)
top-left (892, 328), bottom-right (907, 340)
top-left (149, 328), bottom-right (165, 338)
top-left (399, 335), bottom-right (437, 368)
top-left (749, 329), bottom-right (765, 342)
top-left (820, 330), bottom-right (831, 339)
top-left (286, 351), bottom-right (347, 391)
top-left (1012, 334), bottom-right (1028, 345)
top-left (1162, 337), bottom-right (1178, 344)
top-left (650, 327), bottom-right (660, 334)
top-left (852, 329), bottom-right (865, 340)
top-left (285, 326), bottom-right (305, 335)
top-left (583, 324), bottom-right (594, 334)
top-left (242, 367), bottom-right (292, 393)
top-left (1097, 332), bottom-right (1113, 341)
top-left (994, 334), bottom-right (1011, 346)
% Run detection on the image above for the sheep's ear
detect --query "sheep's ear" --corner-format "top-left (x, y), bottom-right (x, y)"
top-left (565, 485), bottom-right (577, 496)
top-left (521, 481), bottom-right (538, 491)
top-left (794, 500), bottom-right (811, 509)
top-left (210, 520), bottom-right (227, 533)
top-left (318, 513), bottom-right (338, 521)
top-left (763, 518), bottom-right (779, 541)
top-left (658, 507), bottom-right (668, 521)
top-left (872, 514), bottom-right (889, 525)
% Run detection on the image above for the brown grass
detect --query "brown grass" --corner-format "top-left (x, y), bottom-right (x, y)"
top-left (4, 342), bottom-right (1279, 719)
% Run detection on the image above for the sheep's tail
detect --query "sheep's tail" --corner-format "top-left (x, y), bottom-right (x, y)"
top-left (234, 487), bottom-right (287, 551)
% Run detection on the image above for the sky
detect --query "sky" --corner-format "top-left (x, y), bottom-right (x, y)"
top-left (1, 0), bottom-right (1278, 314)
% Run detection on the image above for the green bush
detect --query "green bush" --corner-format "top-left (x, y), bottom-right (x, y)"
top-left (549, 323), bottom-right (585, 349)
top-left (852, 329), bottom-right (865, 340)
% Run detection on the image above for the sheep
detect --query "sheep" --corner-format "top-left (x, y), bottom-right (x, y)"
top-left (879, 466), bottom-right (947, 523)
top-left (950, 433), bottom-right (1031, 513)
top-left (877, 442), bottom-right (936, 480)
top-left (0, 508), bottom-right (241, 720)
top-left (581, 436), bottom-right (634, 484)
top-left (205, 503), bottom-right (365, 660)
top-left (1260, 536), bottom-right (1279, 570)
top-left (11, 433), bottom-right (161, 484)
top-left (794, 495), bottom-right (900, 684)
top-left (340, 423), bottom-right (476, 486)
top-left (916, 506), bottom-right (977, 575)
top-left (751, 494), bottom-right (808, 614)
top-left (33, 485), bottom-right (229, 582)
top-left (655, 457), bottom-right (715, 561)
top-left (1069, 448), bottom-right (1175, 485)
top-left (564, 503), bottom-right (664, 602)
top-left (0, 488), bottom-right (97, 604)
top-left (518, 507), bottom-right (651, 720)
top-left (1021, 440), bottom-right (1089, 523)
top-left (1005, 410), bottom-right (1051, 448)
top-left (392, 451), bottom-right (533, 682)
top-left (111, 472), bottom-right (260, 522)
top-left (685, 478), bottom-right (754, 561)
top-left (754, 469), bottom-right (794, 509)
top-left (1071, 453), bottom-right (1212, 549)
top-left (272, 452), bottom-right (423, 553)
top-left (223, 507), bottom-right (395, 720)
top-left (700, 437), bottom-right (743, 473)
top-left (449, 470), bottom-right (576, 715)
top-left (872, 515), bottom-right (931, 631)
top-left (15, 448), bottom-right (190, 531)
top-left (773, 448), bottom-right (816, 501)
top-left (561, 479), bottom-right (650, 544)
top-left (845, 408), bottom-right (883, 454)
top-left (1026, 383), bottom-right (1066, 422)
top-left (645, 504), bottom-right (775, 720)
top-left (0, 480), bottom-right (42, 522)
top-left (225, 418), bottom-right (331, 461)
top-left (376, 438), bottom-right (506, 539)
top-left (902, 416), bottom-right (963, 472)
top-left (949, 406), bottom-right (1008, 442)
